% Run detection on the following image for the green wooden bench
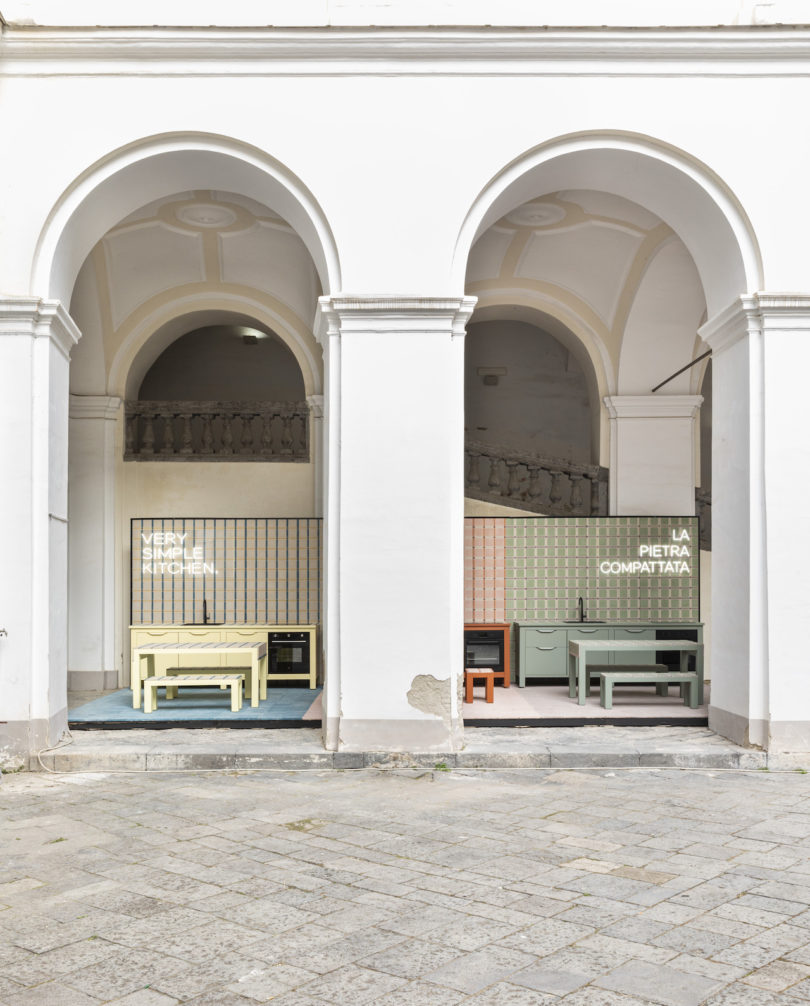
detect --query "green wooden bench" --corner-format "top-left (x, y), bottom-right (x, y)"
top-left (143, 673), bottom-right (244, 713)
top-left (597, 666), bottom-right (700, 710)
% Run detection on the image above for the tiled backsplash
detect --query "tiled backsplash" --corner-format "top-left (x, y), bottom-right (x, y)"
top-left (131, 518), bottom-right (322, 625)
top-left (466, 516), bottom-right (699, 623)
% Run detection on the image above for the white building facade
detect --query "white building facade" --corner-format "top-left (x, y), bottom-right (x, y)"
top-left (2, 0), bottom-right (810, 761)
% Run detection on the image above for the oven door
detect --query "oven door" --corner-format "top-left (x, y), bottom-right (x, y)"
top-left (464, 632), bottom-right (504, 671)
top-left (268, 632), bottom-right (310, 675)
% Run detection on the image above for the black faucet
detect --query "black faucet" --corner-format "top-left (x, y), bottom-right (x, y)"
top-left (578, 596), bottom-right (585, 622)
top-left (203, 598), bottom-right (209, 625)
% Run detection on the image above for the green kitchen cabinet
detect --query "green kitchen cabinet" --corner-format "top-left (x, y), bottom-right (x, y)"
top-left (517, 622), bottom-right (702, 686)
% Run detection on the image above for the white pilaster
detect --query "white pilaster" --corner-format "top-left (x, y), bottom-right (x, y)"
top-left (0, 297), bottom-right (80, 762)
top-left (702, 294), bottom-right (810, 751)
top-left (306, 394), bottom-right (324, 519)
top-left (604, 395), bottom-right (703, 516)
top-left (68, 395), bottom-right (122, 691)
top-left (316, 296), bottom-right (476, 752)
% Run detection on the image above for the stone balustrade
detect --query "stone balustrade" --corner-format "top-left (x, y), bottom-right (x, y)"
top-left (464, 439), bottom-right (608, 516)
top-left (124, 401), bottom-right (309, 461)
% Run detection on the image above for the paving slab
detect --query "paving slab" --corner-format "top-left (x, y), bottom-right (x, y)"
top-left (1, 766), bottom-right (810, 1004)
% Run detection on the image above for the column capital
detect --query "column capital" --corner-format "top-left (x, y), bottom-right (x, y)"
top-left (314, 295), bottom-right (477, 345)
top-left (69, 395), bottom-right (122, 421)
top-left (700, 293), bottom-right (810, 354)
top-left (0, 296), bottom-right (80, 360)
top-left (604, 394), bottom-right (703, 420)
top-left (306, 394), bottom-right (324, 419)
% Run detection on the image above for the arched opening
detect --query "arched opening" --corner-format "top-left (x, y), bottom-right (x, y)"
top-left (459, 135), bottom-right (760, 729)
top-left (59, 143), bottom-right (338, 728)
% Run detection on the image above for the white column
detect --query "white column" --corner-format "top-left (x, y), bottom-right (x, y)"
top-left (316, 296), bottom-right (476, 752)
top-left (0, 297), bottom-right (79, 761)
top-left (604, 395), bottom-right (703, 516)
top-left (702, 294), bottom-right (810, 751)
top-left (68, 395), bottom-right (121, 691)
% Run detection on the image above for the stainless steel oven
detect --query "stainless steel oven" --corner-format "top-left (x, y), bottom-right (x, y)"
top-left (464, 628), bottom-right (505, 672)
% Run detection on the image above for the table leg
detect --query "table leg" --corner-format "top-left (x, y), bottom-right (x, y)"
top-left (259, 653), bottom-right (267, 701)
top-left (485, 674), bottom-right (494, 703)
top-left (696, 644), bottom-right (704, 704)
top-left (579, 655), bottom-right (587, 706)
top-left (132, 651), bottom-right (141, 708)
top-left (464, 672), bottom-right (472, 703)
top-left (568, 652), bottom-right (577, 698)
top-left (143, 680), bottom-right (155, 714)
top-left (249, 654), bottom-right (259, 708)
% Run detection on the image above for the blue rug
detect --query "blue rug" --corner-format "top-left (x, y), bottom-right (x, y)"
top-left (69, 687), bottom-right (322, 727)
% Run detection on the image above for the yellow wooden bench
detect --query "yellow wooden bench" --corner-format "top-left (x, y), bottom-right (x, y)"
top-left (143, 673), bottom-right (244, 713)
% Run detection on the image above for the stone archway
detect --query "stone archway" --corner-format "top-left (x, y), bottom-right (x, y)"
top-left (456, 132), bottom-right (765, 744)
top-left (11, 135), bottom-right (341, 754)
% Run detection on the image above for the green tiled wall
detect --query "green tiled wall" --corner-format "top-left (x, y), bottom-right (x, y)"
top-left (496, 516), bottom-right (699, 623)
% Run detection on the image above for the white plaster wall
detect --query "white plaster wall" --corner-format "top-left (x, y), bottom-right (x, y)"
top-left (1, 72), bottom-right (808, 303)
top-left (121, 462), bottom-right (316, 521)
top-left (618, 240), bottom-right (707, 395)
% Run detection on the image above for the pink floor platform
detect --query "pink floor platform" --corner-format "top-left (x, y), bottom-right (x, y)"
top-left (462, 681), bottom-right (709, 724)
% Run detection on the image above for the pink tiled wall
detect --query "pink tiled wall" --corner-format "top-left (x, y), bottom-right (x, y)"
top-left (464, 517), bottom-right (506, 623)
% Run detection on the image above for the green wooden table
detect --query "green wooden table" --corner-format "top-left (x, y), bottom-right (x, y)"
top-left (568, 638), bottom-right (703, 706)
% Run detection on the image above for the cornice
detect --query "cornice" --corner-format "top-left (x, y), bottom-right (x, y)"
top-left (4, 26), bottom-right (810, 76)
top-left (604, 394), bottom-right (703, 419)
top-left (316, 296), bottom-right (477, 344)
top-left (701, 293), bottom-right (810, 354)
top-left (69, 395), bottom-right (122, 420)
top-left (0, 296), bottom-right (80, 359)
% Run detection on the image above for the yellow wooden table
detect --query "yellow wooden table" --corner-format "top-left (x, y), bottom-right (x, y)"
top-left (132, 641), bottom-right (267, 710)
top-left (130, 625), bottom-right (318, 688)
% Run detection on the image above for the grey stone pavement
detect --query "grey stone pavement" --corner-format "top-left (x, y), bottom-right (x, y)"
top-left (3, 755), bottom-right (810, 1004)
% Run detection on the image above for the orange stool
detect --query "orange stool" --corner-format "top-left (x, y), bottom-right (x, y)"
top-left (464, 668), bottom-right (496, 703)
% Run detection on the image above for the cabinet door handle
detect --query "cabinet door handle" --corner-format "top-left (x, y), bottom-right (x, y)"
top-left (577, 628), bottom-right (599, 634)
top-left (534, 646), bottom-right (555, 651)
top-left (624, 629), bottom-right (646, 634)
top-left (535, 629), bottom-right (555, 634)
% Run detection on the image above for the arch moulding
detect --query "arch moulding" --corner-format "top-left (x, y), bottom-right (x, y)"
top-left (454, 131), bottom-right (763, 320)
top-left (31, 131), bottom-right (342, 308)
top-left (107, 289), bottom-right (323, 400)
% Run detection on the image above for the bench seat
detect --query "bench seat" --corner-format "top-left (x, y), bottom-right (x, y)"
top-left (570, 662), bottom-right (668, 699)
top-left (598, 667), bottom-right (700, 710)
top-left (143, 673), bottom-right (244, 713)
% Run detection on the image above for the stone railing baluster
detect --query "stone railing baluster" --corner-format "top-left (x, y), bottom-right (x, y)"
top-left (201, 414), bottom-right (214, 454)
top-left (220, 414), bottom-right (234, 455)
top-left (467, 452), bottom-right (481, 489)
top-left (570, 473), bottom-right (584, 511)
top-left (280, 414), bottom-right (293, 455)
top-left (487, 456), bottom-right (502, 495)
top-left (506, 461), bottom-right (521, 498)
top-left (140, 414), bottom-right (155, 455)
top-left (549, 469), bottom-right (565, 505)
top-left (179, 413), bottom-right (194, 455)
top-left (239, 412), bottom-right (255, 454)
top-left (160, 411), bottom-right (176, 455)
top-left (260, 412), bottom-right (274, 454)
